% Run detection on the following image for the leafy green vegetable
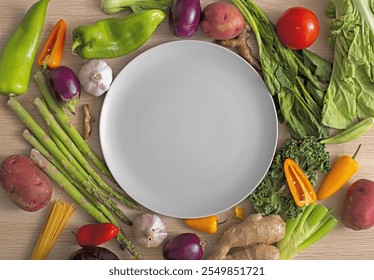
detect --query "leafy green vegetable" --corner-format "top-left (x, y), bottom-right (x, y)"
top-left (277, 204), bottom-right (339, 260)
top-left (249, 137), bottom-right (331, 219)
top-left (322, 0), bottom-right (374, 129)
top-left (100, 0), bottom-right (172, 14)
top-left (232, 0), bottom-right (332, 139)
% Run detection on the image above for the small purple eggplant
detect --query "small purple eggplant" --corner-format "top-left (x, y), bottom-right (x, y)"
top-left (169, 0), bottom-right (201, 38)
top-left (48, 66), bottom-right (81, 114)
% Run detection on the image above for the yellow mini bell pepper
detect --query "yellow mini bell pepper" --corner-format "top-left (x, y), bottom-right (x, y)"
top-left (183, 215), bottom-right (227, 234)
top-left (317, 144), bottom-right (361, 200)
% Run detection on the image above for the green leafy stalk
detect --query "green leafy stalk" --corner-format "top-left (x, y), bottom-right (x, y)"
top-left (277, 204), bottom-right (339, 260)
top-left (100, 0), bottom-right (172, 14)
top-left (33, 70), bottom-right (114, 181)
top-left (29, 148), bottom-right (142, 260)
top-left (231, 0), bottom-right (331, 139)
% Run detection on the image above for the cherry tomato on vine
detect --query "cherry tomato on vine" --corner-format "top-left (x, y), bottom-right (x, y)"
top-left (276, 7), bottom-right (319, 50)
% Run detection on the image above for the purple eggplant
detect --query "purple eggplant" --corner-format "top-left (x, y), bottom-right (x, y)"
top-left (169, 0), bottom-right (201, 38)
top-left (48, 66), bottom-right (81, 114)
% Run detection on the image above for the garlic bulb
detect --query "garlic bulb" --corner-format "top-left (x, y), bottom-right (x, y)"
top-left (132, 213), bottom-right (168, 248)
top-left (78, 59), bottom-right (113, 97)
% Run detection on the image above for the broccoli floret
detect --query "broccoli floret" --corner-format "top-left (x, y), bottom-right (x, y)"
top-left (249, 136), bottom-right (330, 219)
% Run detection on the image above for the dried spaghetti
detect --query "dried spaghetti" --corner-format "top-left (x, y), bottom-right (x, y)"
top-left (30, 199), bottom-right (75, 260)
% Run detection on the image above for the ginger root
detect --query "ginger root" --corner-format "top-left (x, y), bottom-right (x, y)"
top-left (217, 25), bottom-right (262, 72)
top-left (224, 244), bottom-right (280, 260)
top-left (83, 104), bottom-right (95, 140)
top-left (207, 213), bottom-right (286, 260)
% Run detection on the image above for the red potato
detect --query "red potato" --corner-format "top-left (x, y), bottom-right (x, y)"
top-left (0, 154), bottom-right (52, 212)
top-left (200, 2), bottom-right (245, 40)
top-left (341, 179), bottom-right (374, 231)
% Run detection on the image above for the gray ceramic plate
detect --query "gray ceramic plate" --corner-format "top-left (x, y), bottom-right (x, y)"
top-left (100, 40), bottom-right (278, 218)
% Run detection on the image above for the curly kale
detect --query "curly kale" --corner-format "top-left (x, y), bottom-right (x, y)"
top-left (249, 136), bottom-right (331, 219)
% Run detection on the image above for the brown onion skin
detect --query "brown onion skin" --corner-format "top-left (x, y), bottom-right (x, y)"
top-left (162, 233), bottom-right (204, 260)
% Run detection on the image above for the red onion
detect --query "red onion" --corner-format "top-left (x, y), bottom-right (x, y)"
top-left (48, 66), bottom-right (81, 114)
top-left (169, 0), bottom-right (201, 38)
top-left (162, 233), bottom-right (204, 260)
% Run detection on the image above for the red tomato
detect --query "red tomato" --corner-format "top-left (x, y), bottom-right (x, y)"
top-left (276, 7), bottom-right (319, 50)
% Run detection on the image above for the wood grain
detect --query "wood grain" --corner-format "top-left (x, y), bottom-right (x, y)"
top-left (0, 0), bottom-right (373, 260)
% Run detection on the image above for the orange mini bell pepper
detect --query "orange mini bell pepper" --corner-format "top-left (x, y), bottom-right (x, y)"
top-left (184, 215), bottom-right (227, 234)
top-left (284, 158), bottom-right (317, 207)
top-left (37, 19), bottom-right (66, 69)
top-left (317, 144), bottom-right (361, 200)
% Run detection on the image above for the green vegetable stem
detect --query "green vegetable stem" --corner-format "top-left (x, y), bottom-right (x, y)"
top-left (101, 0), bottom-right (172, 14)
top-left (0, 0), bottom-right (50, 96)
top-left (276, 204), bottom-right (339, 260)
top-left (72, 9), bottom-right (166, 59)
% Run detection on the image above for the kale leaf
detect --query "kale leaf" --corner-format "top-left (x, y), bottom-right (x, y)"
top-left (249, 137), bottom-right (331, 219)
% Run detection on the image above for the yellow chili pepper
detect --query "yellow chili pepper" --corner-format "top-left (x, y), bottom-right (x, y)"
top-left (284, 158), bottom-right (317, 207)
top-left (183, 215), bottom-right (227, 234)
top-left (317, 144), bottom-right (361, 200)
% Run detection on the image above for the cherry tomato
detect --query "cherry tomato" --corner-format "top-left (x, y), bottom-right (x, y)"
top-left (276, 7), bottom-right (319, 50)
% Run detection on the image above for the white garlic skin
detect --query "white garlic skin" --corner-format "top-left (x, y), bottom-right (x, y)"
top-left (132, 213), bottom-right (168, 248)
top-left (78, 59), bottom-right (113, 97)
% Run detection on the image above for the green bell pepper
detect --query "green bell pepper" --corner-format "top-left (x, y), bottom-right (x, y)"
top-left (0, 0), bottom-right (50, 96)
top-left (71, 9), bottom-right (166, 59)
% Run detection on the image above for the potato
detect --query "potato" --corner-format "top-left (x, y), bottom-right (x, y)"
top-left (200, 2), bottom-right (245, 40)
top-left (0, 154), bottom-right (52, 212)
top-left (341, 179), bottom-right (374, 230)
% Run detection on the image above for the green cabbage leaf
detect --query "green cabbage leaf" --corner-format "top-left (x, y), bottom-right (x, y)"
top-left (322, 0), bottom-right (374, 129)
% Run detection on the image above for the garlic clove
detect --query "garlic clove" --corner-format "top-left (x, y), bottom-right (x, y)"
top-left (132, 213), bottom-right (168, 248)
top-left (78, 59), bottom-right (113, 97)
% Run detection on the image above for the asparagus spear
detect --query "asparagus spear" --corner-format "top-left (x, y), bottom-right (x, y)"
top-left (7, 97), bottom-right (131, 225)
top-left (23, 129), bottom-right (121, 226)
top-left (33, 70), bottom-right (114, 181)
top-left (33, 97), bottom-right (139, 211)
top-left (30, 148), bottom-right (142, 260)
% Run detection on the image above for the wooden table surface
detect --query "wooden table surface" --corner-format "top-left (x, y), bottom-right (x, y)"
top-left (0, 0), bottom-right (373, 260)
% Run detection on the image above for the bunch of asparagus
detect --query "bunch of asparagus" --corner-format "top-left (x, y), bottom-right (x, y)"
top-left (7, 70), bottom-right (142, 260)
